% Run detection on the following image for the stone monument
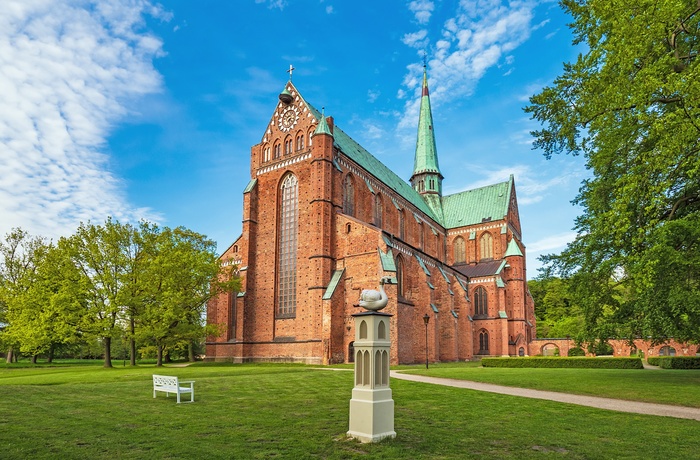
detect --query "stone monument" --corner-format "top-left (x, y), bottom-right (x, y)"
top-left (347, 277), bottom-right (396, 443)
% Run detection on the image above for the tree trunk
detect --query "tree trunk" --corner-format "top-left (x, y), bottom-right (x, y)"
top-left (129, 317), bottom-right (137, 366)
top-left (47, 344), bottom-right (54, 363)
top-left (103, 337), bottom-right (113, 368)
top-left (5, 348), bottom-right (12, 364)
top-left (156, 344), bottom-right (163, 367)
top-left (188, 341), bottom-right (195, 362)
top-left (31, 355), bottom-right (37, 364)
top-left (164, 349), bottom-right (171, 363)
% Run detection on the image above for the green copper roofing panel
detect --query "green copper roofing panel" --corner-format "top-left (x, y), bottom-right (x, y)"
top-left (495, 259), bottom-right (508, 275)
top-left (332, 158), bottom-right (343, 172)
top-left (243, 178), bottom-right (257, 194)
top-left (412, 69), bottom-right (441, 177)
top-left (498, 310), bottom-right (508, 319)
top-left (496, 276), bottom-right (505, 288)
top-left (391, 198), bottom-right (402, 210)
top-left (364, 178), bottom-right (375, 194)
top-left (430, 303), bottom-right (439, 313)
top-left (322, 269), bottom-right (345, 300)
top-left (437, 265), bottom-right (450, 283)
top-left (456, 277), bottom-right (468, 292)
top-left (237, 291), bottom-right (246, 298)
top-left (416, 256), bottom-right (431, 276)
top-left (427, 281), bottom-right (435, 290)
top-left (467, 315), bottom-right (473, 321)
top-left (382, 234), bottom-right (393, 248)
top-left (422, 193), bottom-right (444, 223)
top-left (413, 213), bottom-right (422, 223)
top-left (313, 111), bottom-right (332, 137)
top-left (451, 310), bottom-right (458, 318)
top-left (469, 231), bottom-right (476, 240)
top-left (442, 178), bottom-right (512, 229)
top-left (504, 238), bottom-right (524, 257)
top-left (501, 225), bottom-right (507, 234)
top-left (430, 226), bottom-right (438, 236)
top-left (448, 287), bottom-right (454, 296)
top-left (378, 248), bottom-right (397, 272)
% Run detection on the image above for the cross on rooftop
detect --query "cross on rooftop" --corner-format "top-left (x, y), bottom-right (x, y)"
top-left (287, 64), bottom-right (295, 80)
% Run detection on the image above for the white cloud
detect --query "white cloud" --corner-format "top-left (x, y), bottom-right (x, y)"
top-left (256, 0), bottom-right (287, 9)
top-left (367, 89), bottom-right (380, 103)
top-left (326, 5), bottom-right (334, 14)
top-left (527, 231), bottom-right (577, 253)
top-left (402, 29), bottom-right (429, 49)
top-left (398, 0), bottom-right (537, 132)
top-left (0, 0), bottom-right (165, 240)
top-left (408, 0), bottom-right (435, 24)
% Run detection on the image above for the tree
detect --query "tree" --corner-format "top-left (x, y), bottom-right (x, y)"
top-left (4, 243), bottom-right (84, 362)
top-left (528, 277), bottom-right (584, 339)
top-left (138, 227), bottom-right (239, 366)
top-left (0, 229), bottom-right (48, 363)
top-left (64, 219), bottom-right (141, 368)
top-left (526, 0), bottom-right (700, 343)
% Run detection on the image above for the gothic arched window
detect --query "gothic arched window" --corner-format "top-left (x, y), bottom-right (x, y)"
top-left (277, 174), bottom-right (298, 317)
top-left (474, 286), bottom-right (488, 316)
top-left (273, 142), bottom-right (281, 159)
top-left (453, 236), bottom-right (466, 264)
top-left (479, 330), bottom-right (489, 354)
top-left (396, 255), bottom-right (404, 299)
top-left (480, 232), bottom-right (493, 260)
top-left (343, 175), bottom-right (355, 217)
top-left (373, 193), bottom-right (383, 227)
top-left (399, 210), bottom-right (405, 240)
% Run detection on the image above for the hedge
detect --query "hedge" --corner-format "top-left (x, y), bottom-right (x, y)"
top-left (481, 357), bottom-right (644, 369)
top-left (647, 356), bottom-right (700, 369)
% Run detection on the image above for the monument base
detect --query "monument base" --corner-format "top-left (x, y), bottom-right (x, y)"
top-left (347, 387), bottom-right (396, 443)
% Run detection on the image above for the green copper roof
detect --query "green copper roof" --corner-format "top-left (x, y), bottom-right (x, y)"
top-left (243, 178), bottom-right (257, 193)
top-left (313, 109), bottom-right (332, 137)
top-left (504, 238), bottom-right (524, 257)
top-left (322, 268), bottom-right (345, 300)
top-left (412, 69), bottom-right (441, 177)
top-left (378, 248), bottom-right (396, 272)
top-left (442, 175), bottom-right (513, 229)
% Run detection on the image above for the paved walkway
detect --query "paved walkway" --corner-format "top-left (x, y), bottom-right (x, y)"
top-left (390, 371), bottom-right (700, 421)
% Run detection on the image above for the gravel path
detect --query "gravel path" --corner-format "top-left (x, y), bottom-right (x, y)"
top-left (390, 371), bottom-right (700, 421)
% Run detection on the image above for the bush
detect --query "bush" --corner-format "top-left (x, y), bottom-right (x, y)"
top-left (651, 357), bottom-right (700, 369)
top-left (481, 357), bottom-right (644, 369)
top-left (568, 347), bottom-right (585, 357)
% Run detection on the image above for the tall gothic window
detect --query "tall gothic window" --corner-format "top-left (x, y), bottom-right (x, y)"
top-left (274, 142), bottom-right (281, 159)
top-left (480, 232), bottom-right (493, 260)
top-left (419, 222), bottom-right (424, 249)
top-left (474, 286), bottom-right (488, 316)
top-left (278, 174), bottom-right (298, 317)
top-left (479, 330), bottom-right (489, 354)
top-left (399, 210), bottom-right (405, 240)
top-left (373, 194), bottom-right (383, 227)
top-left (396, 255), bottom-right (404, 299)
top-left (453, 236), bottom-right (466, 263)
top-left (343, 174), bottom-right (355, 216)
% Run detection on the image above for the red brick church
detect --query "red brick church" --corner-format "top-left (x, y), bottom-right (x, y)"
top-left (206, 69), bottom-right (536, 364)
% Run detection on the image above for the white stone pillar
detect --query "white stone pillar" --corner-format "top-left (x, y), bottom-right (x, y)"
top-left (348, 311), bottom-right (396, 443)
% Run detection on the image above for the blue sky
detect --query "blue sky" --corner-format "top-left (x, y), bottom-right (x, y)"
top-left (0, 0), bottom-right (587, 278)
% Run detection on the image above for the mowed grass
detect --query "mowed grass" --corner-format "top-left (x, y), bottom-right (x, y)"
top-left (0, 363), bottom-right (699, 459)
top-left (403, 361), bottom-right (700, 408)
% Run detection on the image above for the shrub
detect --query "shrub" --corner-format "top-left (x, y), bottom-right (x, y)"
top-left (481, 357), bottom-right (644, 369)
top-left (653, 357), bottom-right (700, 369)
top-left (568, 347), bottom-right (585, 357)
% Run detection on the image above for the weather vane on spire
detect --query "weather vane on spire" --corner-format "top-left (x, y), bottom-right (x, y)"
top-left (287, 64), bottom-right (295, 81)
top-left (422, 52), bottom-right (427, 68)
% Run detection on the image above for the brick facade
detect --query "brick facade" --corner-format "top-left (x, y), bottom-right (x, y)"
top-left (206, 78), bottom-right (536, 364)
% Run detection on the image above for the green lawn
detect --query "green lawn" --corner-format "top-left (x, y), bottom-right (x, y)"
top-left (0, 362), bottom-right (699, 459)
top-left (402, 361), bottom-right (700, 408)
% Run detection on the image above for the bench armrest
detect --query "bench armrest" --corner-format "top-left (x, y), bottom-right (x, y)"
top-left (179, 380), bottom-right (195, 384)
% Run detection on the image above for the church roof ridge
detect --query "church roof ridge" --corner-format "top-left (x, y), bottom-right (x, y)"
top-left (441, 178), bottom-right (512, 229)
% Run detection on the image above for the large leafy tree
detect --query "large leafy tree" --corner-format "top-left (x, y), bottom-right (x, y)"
top-left (526, 0), bottom-right (700, 343)
top-left (0, 229), bottom-right (48, 362)
top-left (139, 227), bottom-right (239, 366)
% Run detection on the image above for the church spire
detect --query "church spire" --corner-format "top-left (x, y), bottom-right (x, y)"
top-left (410, 66), bottom-right (443, 198)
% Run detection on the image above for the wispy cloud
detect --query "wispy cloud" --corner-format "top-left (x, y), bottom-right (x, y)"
top-left (527, 231), bottom-right (577, 253)
top-left (0, 0), bottom-right (166, 240)
top-left (445, 163), bottom-right (580, 206)
top-left (408, 0), bottom-right (435, 24)
top-left (398, 0), bottom-right (537, 133)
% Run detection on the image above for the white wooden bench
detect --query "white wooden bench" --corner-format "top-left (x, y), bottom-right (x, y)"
top-left (152, 375), bottom-right (195, 403)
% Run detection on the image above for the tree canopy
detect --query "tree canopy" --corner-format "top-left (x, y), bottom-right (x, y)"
top-left (526, 0), bottom-right (700, 343)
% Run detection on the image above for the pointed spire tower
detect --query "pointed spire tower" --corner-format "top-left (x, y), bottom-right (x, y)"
top-left (410, 66), bottom-right (444, 218)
